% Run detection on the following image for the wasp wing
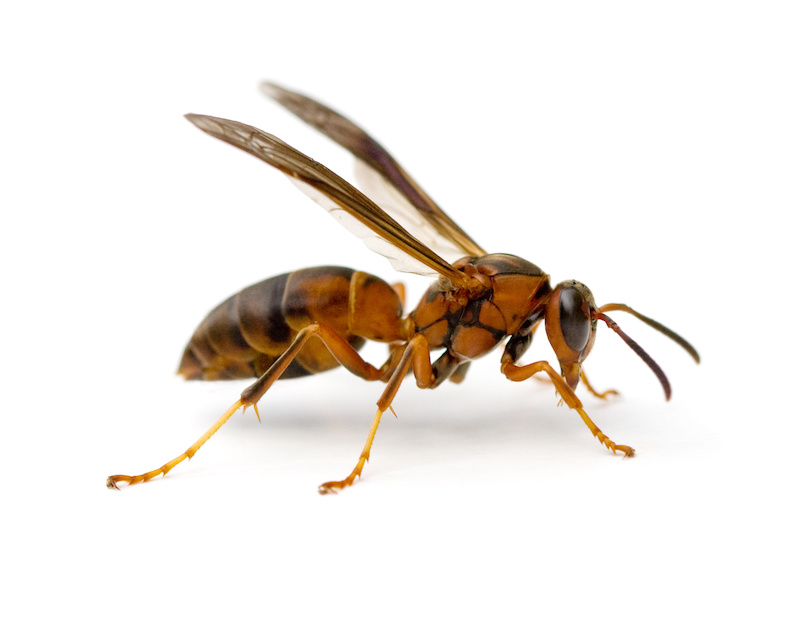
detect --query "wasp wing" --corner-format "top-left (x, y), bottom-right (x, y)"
top-left (185, 114), bottom-right (475, 288)
top-left (260, 82), bottom-right (486, 260)
top-left (350, 159), bottom-right (469, 264)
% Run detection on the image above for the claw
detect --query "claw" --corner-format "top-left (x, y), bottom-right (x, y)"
top-left (318, 482), bottom-right (341, 495)
top-left (106, 474), bottom-right (134, 490)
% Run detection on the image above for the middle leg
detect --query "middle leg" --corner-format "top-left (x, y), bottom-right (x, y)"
top-left (318, 334), bottom-right (437, 494)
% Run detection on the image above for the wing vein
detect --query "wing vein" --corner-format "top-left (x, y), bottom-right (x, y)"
top-left (185, 113), bottom-right (474, 288)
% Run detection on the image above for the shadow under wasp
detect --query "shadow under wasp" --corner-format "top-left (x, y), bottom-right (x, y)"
top-left (107, 82), bottom-right (700, 494)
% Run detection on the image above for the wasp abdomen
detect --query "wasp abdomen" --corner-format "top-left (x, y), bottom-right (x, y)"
top-left (178, 266), bottom-right (404, 381)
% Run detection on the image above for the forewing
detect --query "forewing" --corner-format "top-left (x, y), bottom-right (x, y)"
top-left (185, 114), bottom-right (474, 287)
top-left (350, 159), bottom-right (468, 264)
top-left (260, 82), bottom-right (486, 259)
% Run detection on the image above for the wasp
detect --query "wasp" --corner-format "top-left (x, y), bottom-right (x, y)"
top-left (107, 83), bottom-right (700, 494)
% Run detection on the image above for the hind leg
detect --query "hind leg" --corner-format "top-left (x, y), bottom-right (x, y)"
top-left (106, 323), bottom-right (395, 489)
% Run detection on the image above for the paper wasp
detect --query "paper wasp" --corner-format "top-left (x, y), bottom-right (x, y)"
top-left (107, 83), bottom-right (700, 493)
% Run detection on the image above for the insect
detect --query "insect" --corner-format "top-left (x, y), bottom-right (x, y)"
top-left (107, 82), bottom-right (700, 493)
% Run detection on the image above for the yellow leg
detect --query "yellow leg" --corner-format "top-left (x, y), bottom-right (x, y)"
top-left (106, 400), bottom-right (243, 489)
top-left (501, 359), bottom-right (634, 457)
top-left (580, 370), bottom-right (619, 401)
top-left (107, 323), bottom-right (395, 490)
top-left (318, 334), bottom-right (435, 494)
top-left (317, 407), bottom-right (385, 494)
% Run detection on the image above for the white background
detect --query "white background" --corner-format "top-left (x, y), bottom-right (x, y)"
top-left (3, 1), bottom-right (798, 638)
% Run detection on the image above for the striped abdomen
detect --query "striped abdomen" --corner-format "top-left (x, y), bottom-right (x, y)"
top-left (178, 266), bottom-right (405, 381)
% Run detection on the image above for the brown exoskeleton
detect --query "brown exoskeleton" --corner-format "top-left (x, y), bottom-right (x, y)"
top-left (107, 83), bottom-right (699, 493)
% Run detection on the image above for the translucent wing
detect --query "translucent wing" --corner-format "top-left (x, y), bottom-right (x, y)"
top-left (260, 82), bottom-right (486, 261)
top-left (185, 114), bottom-right (476, 289)
top-left (350, 159), bottom-right (468, 264)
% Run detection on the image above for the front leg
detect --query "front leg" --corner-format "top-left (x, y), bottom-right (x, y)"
top-left (500, 356), bottom-right (634, 457)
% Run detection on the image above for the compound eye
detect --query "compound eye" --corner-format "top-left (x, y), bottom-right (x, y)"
top-left (559, 287), bottom-right (591, 352)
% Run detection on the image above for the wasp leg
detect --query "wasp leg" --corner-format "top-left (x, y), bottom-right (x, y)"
top-left (580, 370), bottom-right (619, 401)
top-left (318, 334), bottom-right (434, 494)
top-left (501, 359), bottom-right (634, 457)
top-left (449, 361), bottom-right (471, 384)
top-left (106, 399), bottom-right (244, 489)
top-left (107, 323), bottom-right (392, 490)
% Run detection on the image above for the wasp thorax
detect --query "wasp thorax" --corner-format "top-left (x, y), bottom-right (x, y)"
top-left (413, 254), bottom-right (551, 360)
